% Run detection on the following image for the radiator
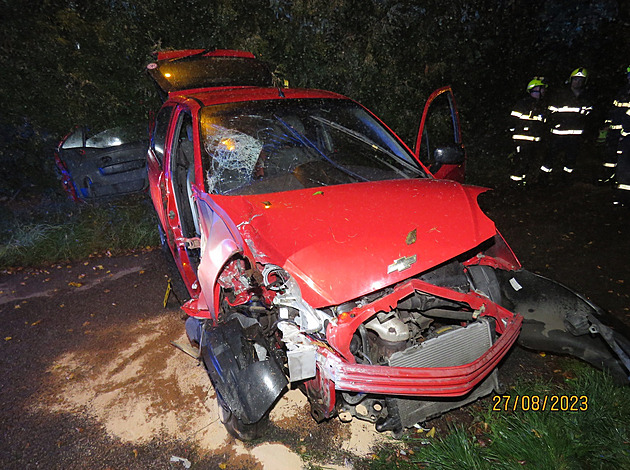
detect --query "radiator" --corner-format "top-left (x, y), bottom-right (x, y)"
top-left (388, 319), bottom-right (493, 368)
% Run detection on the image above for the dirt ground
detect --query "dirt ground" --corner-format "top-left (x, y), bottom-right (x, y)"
top-left (1, 179), bottom-right (629, 469)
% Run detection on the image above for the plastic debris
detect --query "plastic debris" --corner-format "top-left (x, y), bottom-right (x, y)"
top-left (170, 456), bottom-right (192, 469)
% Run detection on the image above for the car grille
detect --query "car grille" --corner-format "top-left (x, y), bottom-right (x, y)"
top-left (388, 319), bottom-right (493, 368)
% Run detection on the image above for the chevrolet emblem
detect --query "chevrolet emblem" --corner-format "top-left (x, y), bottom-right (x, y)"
top-left (387, 254), bottom-right (417, 274)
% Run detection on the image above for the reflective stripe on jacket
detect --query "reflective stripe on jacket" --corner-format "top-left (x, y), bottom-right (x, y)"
top-left (609, 85), bottom-right (630, 133)
top-left (510, 95), bottom-right (546, 142)
top-left (547, 88), bottom-right (593, 136)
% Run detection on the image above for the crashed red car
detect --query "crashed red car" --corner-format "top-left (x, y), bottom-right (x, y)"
top-left (146, 50), bottom-right (630, 440)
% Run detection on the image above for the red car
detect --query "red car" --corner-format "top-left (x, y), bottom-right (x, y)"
top-left (146, 50), bottom-right (629, 440)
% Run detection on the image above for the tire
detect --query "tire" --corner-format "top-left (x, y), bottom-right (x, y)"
top-left (217, 391), bottom-right (269, 441)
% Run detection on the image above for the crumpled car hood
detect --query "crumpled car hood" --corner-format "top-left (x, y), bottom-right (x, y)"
top-left (213, 179), bottom-right (496, 308)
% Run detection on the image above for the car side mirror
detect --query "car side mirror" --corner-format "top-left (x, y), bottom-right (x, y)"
top-left (433, 146), bottom-right (465, 165)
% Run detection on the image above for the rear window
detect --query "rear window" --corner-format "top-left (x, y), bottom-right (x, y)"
top-left (148, 56), bottom-right (273, 93)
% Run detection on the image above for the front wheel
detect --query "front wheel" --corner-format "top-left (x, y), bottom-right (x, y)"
top-left (217, 392), bottom-right (269, 441)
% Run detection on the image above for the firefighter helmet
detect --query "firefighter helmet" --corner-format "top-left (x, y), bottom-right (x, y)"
top-left (527, 77), bottom-right (547, 92)
top-left (570, 67), bottom-right (588, 81)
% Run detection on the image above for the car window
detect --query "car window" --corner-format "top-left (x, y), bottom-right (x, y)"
top-left (170, 110), bottom-right (199, 239)
top-left (60, 127), bottom-right (85, 149)
top-left (199, 98), bottom-right (425, 195)
top-left (152, 56), bottom-right (273, 92)
top-left (152, 106), bottom-right (174, 166)
top-left (85, 126), bottom-right (146, 148)
top-left (417, 92), bottom-right (460, 168)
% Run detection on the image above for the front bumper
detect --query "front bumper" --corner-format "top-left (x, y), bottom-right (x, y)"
top-left (317, 314), bottom-right (521, 397)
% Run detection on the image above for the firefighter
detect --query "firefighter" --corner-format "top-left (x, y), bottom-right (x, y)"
top-left (509, 77), bottom-right (548, 184)
top-left (602, 66), bottom-right (630, 184)
top-left (542, 67), bottom-right (595, 179)
top-left (615, 101), bottom-right (630, 206)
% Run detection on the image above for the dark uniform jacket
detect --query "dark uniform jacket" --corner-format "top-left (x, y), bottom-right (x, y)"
top-left (607, 84), bottom-right (630, 134)
top-left (616, 107), bottom-right (630, 192)
top-left (510, 95), bottom-right (546, 143)
top-left (547, 88), bottom-right (594, 137)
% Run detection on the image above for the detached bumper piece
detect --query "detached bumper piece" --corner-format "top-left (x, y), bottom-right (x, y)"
top-left (200, 317), bottom-right (288, 424)
top-left (500, 270), bottom-right (630, 382)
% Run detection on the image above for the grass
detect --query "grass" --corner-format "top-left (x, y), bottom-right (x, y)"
top-left (0, 192), bottom-right (160, 268)
top-left (366, 366), bottom-right (630, 470)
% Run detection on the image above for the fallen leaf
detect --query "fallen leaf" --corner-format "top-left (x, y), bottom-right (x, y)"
top-left (68, 282), bottom-right (83, 287)
top-left (4, 337), bottom-right (11, 341)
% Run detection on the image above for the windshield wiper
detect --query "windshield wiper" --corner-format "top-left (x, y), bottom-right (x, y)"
top-left (273, 114), bottom-right (368, 183)
top-left (310, 116), bottom-right (423, 178)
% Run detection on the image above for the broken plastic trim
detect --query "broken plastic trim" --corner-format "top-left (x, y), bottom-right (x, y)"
top-left (500, 269), bottom-right (630, 382)
top-left (200, 317), bottom-right (288, 424)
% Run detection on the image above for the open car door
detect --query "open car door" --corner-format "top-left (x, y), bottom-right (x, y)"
top-left (414, 86), bottom-right (466, 182)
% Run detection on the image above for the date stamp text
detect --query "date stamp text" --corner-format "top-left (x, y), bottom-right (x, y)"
top-left (492, 395), bottom-right (588, 412)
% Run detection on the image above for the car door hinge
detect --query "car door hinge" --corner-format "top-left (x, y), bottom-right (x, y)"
top-left (177, 237), bottom-right (201, 249)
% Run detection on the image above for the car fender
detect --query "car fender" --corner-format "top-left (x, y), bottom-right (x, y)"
top-left (194, 192), bottom-right (256, 318)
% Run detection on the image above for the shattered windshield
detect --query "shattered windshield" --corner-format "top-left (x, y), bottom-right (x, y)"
top-left (200, 98), bottom-right (425, 195)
